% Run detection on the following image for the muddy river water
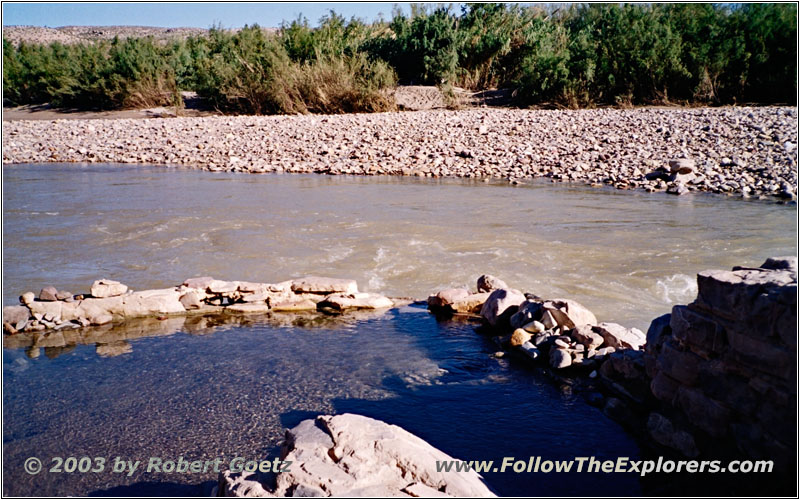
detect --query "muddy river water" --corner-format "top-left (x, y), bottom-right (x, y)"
top-left (2, 164), bottom-right (796, 496)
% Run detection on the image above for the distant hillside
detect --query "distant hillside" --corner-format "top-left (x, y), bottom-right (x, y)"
top-left (2, 25), bottom-right (277, 45)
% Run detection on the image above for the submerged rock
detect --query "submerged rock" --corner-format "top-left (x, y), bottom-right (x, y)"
top-left (218, 413), bottom-right (496, 497)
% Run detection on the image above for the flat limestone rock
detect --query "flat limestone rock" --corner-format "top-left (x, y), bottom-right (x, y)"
top-left (271, 298), bottom-right (318, 312)
top-left (218, 413), bottom-right (496, 497)
top-left (291, 277), bottom-right (358, 295)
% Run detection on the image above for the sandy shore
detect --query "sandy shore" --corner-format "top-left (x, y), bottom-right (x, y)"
top-left (2, 106), bottom-right (796, 200)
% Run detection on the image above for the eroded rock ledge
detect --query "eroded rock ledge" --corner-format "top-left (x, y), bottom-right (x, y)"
top-left (3, 276), bottom-right (394, 335)
top-left (428, 257), bottom-right (797, 469)
top-left (218, 413), bottom-right (495, 497)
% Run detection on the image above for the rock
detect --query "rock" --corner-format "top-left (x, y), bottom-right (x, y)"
top-left (427, 288), bottom-right (470, 309)
top-left (593, 322), bottom-right (646, 350)
top-left (38, 286), bottom-right (59, 301)
top-left (55, 290), bottom-right (73, 301)
top-left (645, 313), bottom-right (671, 353)
top-left (27, 300), bottom-right (63, 323)
top-left (646, 413), bottom-right (699, 458)
top-left (20, 292), bottom-right (35, 306)
top-left (90, 279), bottom-right (128, 298)
top-left (542, 299), bottom-right (597, 329)
top-left (667, 183), bottom-right (689, 195)
top-left (676, 386), bottom-right (731, 438)
top-left (3, 305), bottom-right (30, 326)
top-left (183, 276), bottom-right (216, 290)
top-left (479, 288), bottom-right (525, 328)
top-left (594, 346), bottom-right (616, 359)
top-left (226, 303), bottom-right (271, 314)
top-left (89, 312), bottom-right (113, 325)
top-left (207, 280), bottom-right (238, 295)
top-left (540, 310), bottom-right (557, 329)
top-left (291, 276), bottom-right (358, 295)
top-left (64, 296), bottom-right (123, 323)
top-left (509, 300), bottom-right (542, 329)
top-left (570, 324), bottom-right (605, 350)
top-left (121, 288), bottom-right (185, 317)
top-left (272, 298), bottom-right (318, 312)
top-left (476, 274), bottom-right (508, 293)
top-left (447, 292), bottom-right (491, 314)
top-left (669, 158), bottom-right (695, 173)
top-left (179, 290), bottom-right (204, 310)
top-left (509, 328), bottom-right (532, 347)
top-left (760, 256), bottom-right (797, 272)
top-left (656, 340), bottom-right (703, 385)
top-left (318, 293), bottom-right (393, 312)
top-left (522, 320), bottom-right (545, 333)
top-left (519, 341), bottom-right (540, 361)
top-left (218, 414), bottom-right (495, 497)
top-left (549, 348), bottom-right (572, 369)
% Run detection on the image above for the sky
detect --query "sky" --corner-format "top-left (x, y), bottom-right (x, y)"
top-left (1, 2), bottom-right (421, 28)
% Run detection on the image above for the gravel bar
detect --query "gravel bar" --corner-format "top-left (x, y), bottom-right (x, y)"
top-left (3, 106), bottom-right (797, 200)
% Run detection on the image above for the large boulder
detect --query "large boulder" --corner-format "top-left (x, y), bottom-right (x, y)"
top-left (542, 299), bottom-right (597, 329)
top-left (479, 288), bottom-right (525, 328)
top-left (291, 277), bottom-right (359, 295)
top-left (90, 279), bottom-right (128, 298)
top-left (218, 414), bottom-right (496, 497)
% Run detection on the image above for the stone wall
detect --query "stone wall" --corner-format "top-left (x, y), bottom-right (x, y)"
top-left (642, 257), bottom-right (796, 468)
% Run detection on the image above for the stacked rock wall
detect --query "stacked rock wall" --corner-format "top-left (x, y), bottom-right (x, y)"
top-left (645, 257), bottom-right (797, 466)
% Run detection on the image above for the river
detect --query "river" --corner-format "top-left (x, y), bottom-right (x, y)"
top-left (2, 164), bottom-right (796, 496)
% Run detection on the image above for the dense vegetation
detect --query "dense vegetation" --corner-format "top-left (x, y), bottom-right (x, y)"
top-left (3, 3), bottom-right (796, 113)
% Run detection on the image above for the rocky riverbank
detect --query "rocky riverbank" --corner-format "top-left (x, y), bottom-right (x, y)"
top-left (3, 107), bottom-right (797, 200)
top-left (428, 257), bottom-right (797, 471)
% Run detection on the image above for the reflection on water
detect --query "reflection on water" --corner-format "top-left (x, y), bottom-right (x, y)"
top-left (4, 306), bottom-right (644, 496)
top-left (3, 164), bottom-right (796, 331)
top-left (4, 309), bottom-right (395, 360)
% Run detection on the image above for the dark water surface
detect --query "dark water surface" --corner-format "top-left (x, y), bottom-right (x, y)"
top-left (3, 164), bottom-right (796, 496)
